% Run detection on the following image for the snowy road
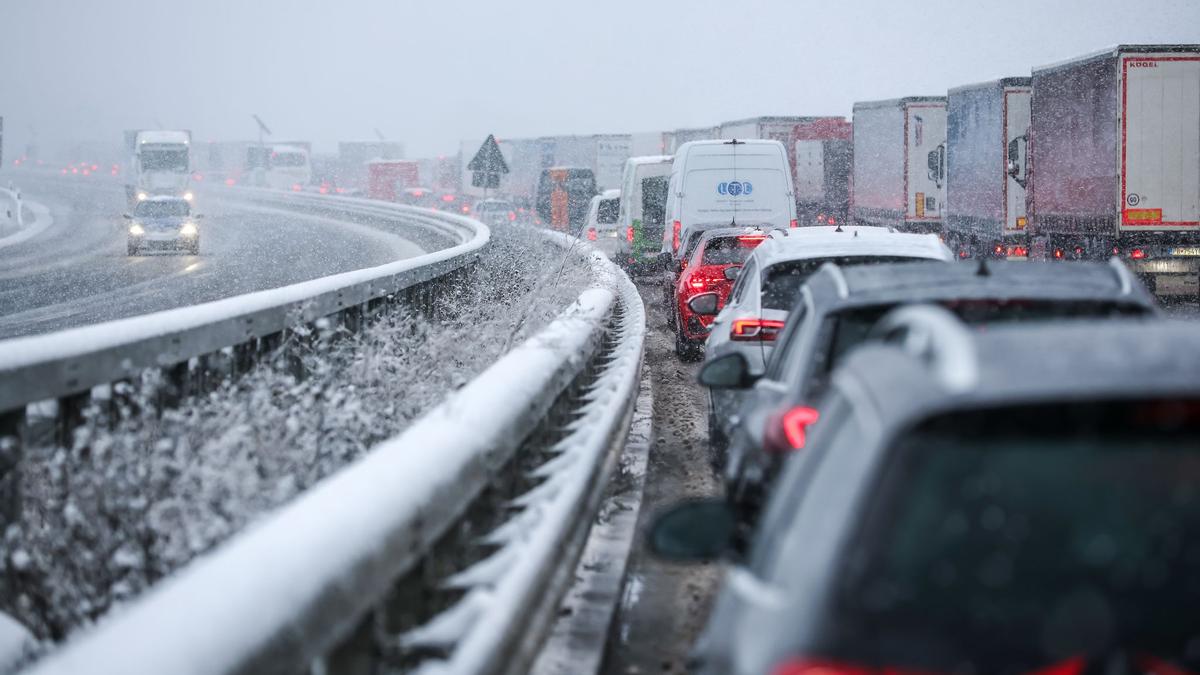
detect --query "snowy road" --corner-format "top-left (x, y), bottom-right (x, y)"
top-left (0, 174), bottom-right (425, 339)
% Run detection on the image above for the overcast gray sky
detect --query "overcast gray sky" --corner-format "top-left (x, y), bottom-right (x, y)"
top-left (1, 0), bottom-right (1197, 158)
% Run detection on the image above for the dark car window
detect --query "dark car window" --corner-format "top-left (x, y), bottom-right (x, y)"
top-left (701, 235), bottom-right (764, 265)
top-left (597, 198), bottom-right (619, 224)
top-left (835, 399), bottom-right (1200, 670)
top-left (730, 259), bottom-right (759, 305)
top-left (134, 201), bottom-right (189, 218)
top-left (798, 299), bottom-right (1154, 400)
top-left (762, 256), bottom-right (935, 311)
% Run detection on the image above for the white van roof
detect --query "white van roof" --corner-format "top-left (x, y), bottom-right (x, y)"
top-left (599, 188), bottom-right (621, 200)
top-left (626, 155), bottom-right (673, 166)
top-left (137, 130), bottom-right (190, 145)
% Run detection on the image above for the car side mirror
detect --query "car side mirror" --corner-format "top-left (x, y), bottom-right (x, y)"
top-left (122, 213), bottom-right (132, 219)
top-left (658, 251), bottom-right (672, 271)
top-left (698, 352), bottom-right (758, 389)
top-left (724, 266), bottom-right (741, 281)
top-left (647, 498), bottom-right (736, 562)
top-left (687, 292), bottom-right (719, 316)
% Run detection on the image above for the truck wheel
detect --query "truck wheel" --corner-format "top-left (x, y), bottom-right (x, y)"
top-left (188, 239), bottom-right (200, 256)
top-left (127, 241), bottom-right (139, 256)
top-left (675, 331), bottom-right (701, 361)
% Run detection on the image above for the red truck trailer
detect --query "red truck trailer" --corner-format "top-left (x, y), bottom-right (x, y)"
top-left (945, 78), bottom-right (1032, 258)
top-left (1027, 45), bottom-right (1200, 298)
top-left (367, 160), bottom-right (419, 202)
top-left (789, 117), bottom-right (853, 226)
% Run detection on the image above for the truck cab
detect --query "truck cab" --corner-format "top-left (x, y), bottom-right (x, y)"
top-left (127, 130), bottom-right (192, 205)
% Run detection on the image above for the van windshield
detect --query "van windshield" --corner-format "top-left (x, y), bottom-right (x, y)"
top-left (681, 168), bottom-right (790, 228)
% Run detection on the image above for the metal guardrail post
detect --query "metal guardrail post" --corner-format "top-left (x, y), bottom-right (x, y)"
top-left (55, 392), bottom-right (88, 449)
top-left (0, 408), bottom-right (23, 530)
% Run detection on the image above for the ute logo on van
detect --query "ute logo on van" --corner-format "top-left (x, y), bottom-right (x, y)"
top-left (717, 181), bottom-right (753, 196)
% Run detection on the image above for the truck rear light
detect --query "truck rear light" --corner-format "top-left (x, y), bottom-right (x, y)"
top-left (441, 194), bottom-right (455, 202)
top-left (627, 226), bottom-right (634, 242)
top-left (762, 406), bottom-right (820, 454)
top-left (993, 244), bottom-right (1004, 257)
top-left (817, 214), bottom-right (826, 224)
top-left (1130, 248), bottom-right (1147, 260)
top-left (1053, 248), bottom-right (1064, 260)
top-left (672, 220), bottom-right (683, 250)
top-left (1010, 245), bottom-right (1028, 257)
top-left (587, 227), bottom-right (598, 241)
top-left (731, 318), bottom-right (785, 341)
top-left (827, 216), bottom-right (837, 225)
top-left (959, 250), bottom-right (970, 259)
top-left (790, 219), bottom-right (799, 228)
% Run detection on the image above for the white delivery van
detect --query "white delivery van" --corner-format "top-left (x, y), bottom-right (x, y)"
top-left (616, 155), bottom-right (673, 271)
top-left (661, 139), bottom-right (797, 262)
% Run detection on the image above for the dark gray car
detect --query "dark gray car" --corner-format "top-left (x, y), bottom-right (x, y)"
top-left (702, 259), bottom-right (1161, 519)
top-left (656, 313), bottom-right (1200, 674)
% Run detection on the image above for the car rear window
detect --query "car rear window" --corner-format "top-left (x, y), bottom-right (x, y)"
top-left (802, 300), bottom-right (1153, 399)
top-left (701, 235), bottom-right (766, 265)
top-left (761, 256), bottom-right (933, 310)
top-left (836, 399), bottom-right (1200, 669)
top-left (597, 198), bottom-right (619, 224)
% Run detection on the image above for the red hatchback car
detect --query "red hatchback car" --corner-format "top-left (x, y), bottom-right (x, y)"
top-left (674, 227), bottom-right (768, 359)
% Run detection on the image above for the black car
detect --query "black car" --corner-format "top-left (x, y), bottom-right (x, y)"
top-left (655, 311), bottom-right (1200, 674)
top-left (701, 259), bottom-right (1161, 522)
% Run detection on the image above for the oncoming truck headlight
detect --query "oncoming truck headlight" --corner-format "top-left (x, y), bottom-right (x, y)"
top-left (136, 192), bottom-right (148, 201)
top-left (180, 222), bottom-right (198, 237)
top-left (183, 191), bottom-right (194, 202)
top-left (128, 223), bottom-right (145, 235)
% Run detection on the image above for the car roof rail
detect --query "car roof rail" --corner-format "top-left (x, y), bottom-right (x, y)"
top-left (867, 304), bottom-right (979, 393)
top-left (820, 262), bottom-right (849, 299)
top-left (1106, 257), bottom-right (1134, 296)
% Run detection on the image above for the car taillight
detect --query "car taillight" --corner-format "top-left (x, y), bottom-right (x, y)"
top-left (730, 318), bottom-right (785, 341)
top-left (828, 216), bottom-right (838, 225)
top-left (508, 211), bottom-right (517, 221)
top-left (1053, 248), bottom-right (1064, 260)
top-left (993, 244), bottom-right (1004, 257)
top-left (738, 235), bottom-right (766, 245)
top-left (672, 220), bottom-right (682, 250)
top-left (627, 226), bottom-right (634, 242)
top-left (762, 406), bottom-right (820, 453)
top-left (292, 183), bottom-right (302, 191)
top-left (587, 227), bottom-right (598, 241)
top-left (817, 214), bottom-right (826, 224)
top-left (790, 219), bottom-right (799, 228)
top-left (1130, 248), bottom-right (1147, 260)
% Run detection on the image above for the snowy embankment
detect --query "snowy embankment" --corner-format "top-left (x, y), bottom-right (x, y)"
top-left (0, 226), bottom-right (597, 648)
top-left (0, 187), bottom-right (51, 249)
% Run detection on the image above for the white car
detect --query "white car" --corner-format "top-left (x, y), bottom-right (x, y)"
top-left (700, 225), bottom-right (953, 444)
top-left (473, 198), bottom-right (517, 227)
top-left (583, 189), bottom-right (622, 259)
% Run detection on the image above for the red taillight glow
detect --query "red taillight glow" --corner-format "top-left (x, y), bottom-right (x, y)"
top-left (1053, 248), bottom-right (1064, 260)
top-left (508, 211), bottom-right (517, 221)
top-left (224, 178), bottom-right (236, 186)
top-left (461, 205), bottom-right (470, 214)
top-left (291, 183), bottom-right (302, 191)
top-left (828, 216), bottom-right (837, 225)
top-left (587, 227), bottom-right (598, 241)
top-left (672, 220), bottom-right (682, 250)
top-left (689, 278), bottom-right (706, 290)
top-left (994, 244), bottom-right (1004, 256)
top-left (731, 318), bottom-right (785, 341)
top-left (738, 235), bottom-right (767, 245)
top-left (1009, 245), bottom-right (1029, 257)
top-left (441, 194), bottom-right (455, 203)
top-left (790, 219), bottom-right (799, 228)
top-left (772, 659), bottom-right (872, 675)
top-left (817, 214), bottom-right (827, 224)
top-left (780, 406), bottom-right (819, 450)
top-left (1130, 248), bottom-right (1147, 260)
top-left (959, 250), bottom-right (970, 259)
top-left (627, 226), bottom-right (634, 243)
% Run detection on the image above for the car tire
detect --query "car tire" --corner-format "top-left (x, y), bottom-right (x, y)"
top-left (187, 239), bottom-right (200, 256)
top-left (707, 414), bottom-right (728, 475)
top-left (127, 241), bottom-right (139, 256)
top-left (674, 330), bottom-right (701, 361)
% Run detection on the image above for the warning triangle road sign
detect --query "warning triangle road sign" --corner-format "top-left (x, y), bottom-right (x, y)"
top-left (467, 134), bottom-right (509, 174)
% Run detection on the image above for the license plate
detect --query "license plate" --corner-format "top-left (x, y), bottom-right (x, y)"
top-left (1169, 246), bottom-right (1200, 257)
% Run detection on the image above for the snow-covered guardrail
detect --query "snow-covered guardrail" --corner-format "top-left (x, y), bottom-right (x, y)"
top-left (23, 245), bottom-right (646, 675)
top-left (0, 190), bottom-right (489, 526)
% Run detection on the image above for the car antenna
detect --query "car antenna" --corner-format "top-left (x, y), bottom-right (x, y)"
top-left (976, 257), bottom-right (991, 277)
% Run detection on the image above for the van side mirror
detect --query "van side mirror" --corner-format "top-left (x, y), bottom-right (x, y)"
top-left (698, 352), bottom-right (758, 389)
top-left (647, 498), bottom-right (736, 562)
top-left (658, 251), bottom-right (672, 271)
